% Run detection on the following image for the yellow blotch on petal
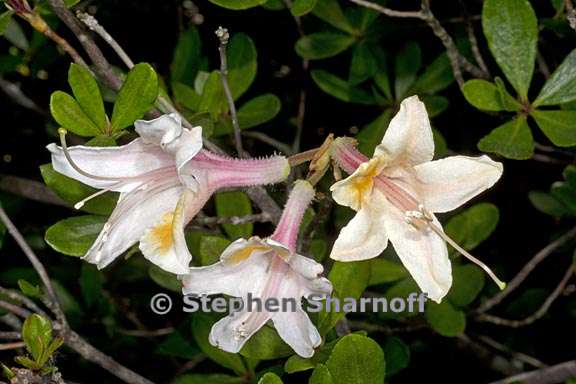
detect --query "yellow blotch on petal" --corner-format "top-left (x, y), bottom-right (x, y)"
top-left (349, 158), bottom-right (383, 209)
top-left (145, 212), bottom-right (175, 254)
top-left (224, 245), bottom-right (270, 266)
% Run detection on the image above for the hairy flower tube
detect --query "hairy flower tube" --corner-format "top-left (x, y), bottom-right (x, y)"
top-left (330, 96), bottom-right (504, 303)
top-left (47, 113), bottom-right (290, 274)
top-left (181, 180), bottom-right (332, 358)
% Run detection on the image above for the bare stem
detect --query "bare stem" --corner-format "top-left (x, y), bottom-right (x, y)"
top-left (489, 359), bottom-right (576, 384)
top-left (216, 26), bottom-right (244, 157)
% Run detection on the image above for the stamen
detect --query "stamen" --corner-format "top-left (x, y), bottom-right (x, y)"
top-left (73, 185), bottom-right (119, 209)
top-left (405, 206), bottom-right (506, 290)
top-left (58, 128), bottom-right (126, 182)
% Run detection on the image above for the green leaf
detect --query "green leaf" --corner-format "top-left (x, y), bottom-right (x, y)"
top-left (477, 117), bottom-right (534, 160)
top-left (311, 70), bottom-right (375, 105)
top-left (171, 27), bottom-right (202, 87)
top-left (191, 313), bottom-right (247, 375)
top-left (295, 33), bottom-right (355, 60)
top-left (45, 215), bottom-right (106, 257)
top-left (173, 82), bottom-right (201, 111)
top-left (311, 0), bottom-right (355, 34)
top-left (3, 18), bottom-right (27, 50)
top-left (79, 264), bottom-right (104, 308)
top-left (412, 53), bottom-right (454, 94)
top-left (532, 110), bottom-right (576, 147)
top-left (356, 109), bottom-right (392, 156)
top-left (383, 337), bottom-right (410, 377)
top-left (40, 164), bottom-right (117, 215)
top-left (535, 49), bottom-right (576, 106)
top-left (258, 372), bottom-right (283, 384)
top-left (0, 11), bottom-right (14, 36)
top-left (207, 0), bottom-right (267, 10)
top-left (110, 63), bottom-right (159, 131)
top-left (156, 331), bottom-right (199, 360)
top-left (50, 91), bottom-right (101, 137)
top-left (22, 314), bottom-right (52, 361)
top-left (325, 334), bottom-right (385, 384)
top-left (240, 324), bottom-right (292, 359)
top-left (445, 203), bottom-right (500, 252)
top-left (14, 356), bottom-right (38, 370)
top-left (215, 191), bottom-right (253, 239)
top-left (447, 265), bottom-right (485, 307)
top-left (394, 42), bottom-right (421, 99)
top-left (198, 71), bottom-right (227, 118)
top-left (237, 94), bottom-right (281, 129)
top-left (228, 33), bottom-right (257, 99)
top-left (482, 0), bottom-right (537, 99)
top-left (422, 95), bottom-right (449, 118)
top-left (369, 259), bottom-right (407, 286)
top-left (284, 337), bottom-right (339, 374)
top-left (528, 191), bottom-right (569, 217)
top-left (462, 79), bottom-right (519, 111)
top-left (349, 43), bottom-right (377, 86)
top-left (149, 265), bottom-right (181, 293)
top-left (318, 261), bottom-right (371, 334)
top-left (291, 0), bottom-right (317, 16)
top-left (198, 235), bottom-right (231, 266)
top-left (17, 280), bottom-right (40, 298)
top-left (309, 364), bottom-right (334, 384)
top-left (172, 374), bottom-right (244, 384)
top-left (425, 300), bottom-right (466, 337)
top-left (551, 181), bottom-right (576, 214)
top-left (68, 64), bottom-right (107, 131)
top-left (380, 278), bottom-right (421, 319)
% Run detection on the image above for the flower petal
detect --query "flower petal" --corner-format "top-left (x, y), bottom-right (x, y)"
top-left (209, 309), bottom-right (271, 354)
top-left (375, 95), bottom-right (434, 166)
top-left (271, 308), bottom-right (321, 358)
top-left (330, 157), bottom-right (384, 211)
top-left (383, 201), bottom-right (452, 303)
top-left (330, 191), bottom-right (390, 262)
top-left (47, 140), bottom-right (172, 192)
top-left (140, 187), bottom-right (211, 274)
top-left (83, 174), bottom-right (182, 269)
top-left (181, 245), bottom-right (272, 297)
top-left (414, 155), bottom-right (503, 213)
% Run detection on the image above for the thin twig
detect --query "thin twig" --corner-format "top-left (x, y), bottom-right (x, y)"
top-left (0, 287), bottom-right (48, 318)
top-left (463, 4), bottom-right (489, 76)
top-left (242, 131), bottom-right (294, 155)
top-left (0, 331), bottom-right (21, 340)
top-left (489, 359), bottom-right (576, 384)
top-left (477, 226), bottom-right (576, 313)
top-left (117, 327), bottom-right (174, 338)
top-left (0, 300), bottom-right (31, 318)
top-left (193, 212), bottom-right (272, 226)
top-left (348, 320), bottom-right (426, 335)
top-left (536, 51), bottom-right (551, 79)
top-left (215, 26), bottom-right (244, 157)
top-left (477, 265), bottom-right (574, 327)
top-left (0, 175), bottom-right (69, 208)
top-left (474, 334), bottom-right (547, 368)
top-left (0, 341), bottom-right (26, 351)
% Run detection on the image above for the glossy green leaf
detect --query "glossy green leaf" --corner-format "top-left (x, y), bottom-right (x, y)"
top-left (532, 110), bottom-right (576, 147)
top-left (173, 82), bottom-right (201, 111)
top-left (238, 94), bottom-right (281, 129)
top-left (349, 43), bottom-right (377, 85)
top-left (228, 33), bottom-right (257, 99)
top-left (22, 314), bottom-right (52, 361)
top-left (191, 313), bottom-right (247, 374)
top-left (477, 117), bottom-right (534, 160)
top-left (240, 324), bottom-right (292, 359)
top-left (207, 0), bottom-right (267, 9)
top-left (311, 0), bottom-right (355, 34)
top-left (311, 70), bottom-right (375, 105)
top-left (258, 373), bottom-right (283, 384)
top-left (198, 71), bottom-right (227, 118)
top-left (412, 53), bottom-right (454, 94)
top-left (447, 265), bottom-right (486, 307)
top-left (445, 203), bottom-right (499, 252)
top-left (482, 0), bottom-right (537, 99)
top-left (45, 215), bottom-right (106, 257)
top-left (394, 42), bottom-right (421, 99)
top-left (215, 191), bottom-right (253, 239)
top-left (50, 91), bottom-right (101, 137)
top-left (551, 181), bottom-right (576, 214)
top-left (422, 95), bottom-right (449, 118)
top-left (462, 79), bottom-right (519, 111)
top-left (156, 331), bottom-right (199, 360)
top-left (18, 280), bottom-right (40, 298)
top-left (425, 300), bottom-right (466, 337)
top-left (535, 49), bottom-right (576, 106)
top-left (383, 337), bottom-right (410, 377)
top-left (149, 265), bottom-right (181, 293)
top-left (291, 0), bottom-right (317, 16)
top-left (295, 33), bottom-right (355, 60)
top-left (68, 63), bottom-right (107, 131)
top-left (309, 364), bottom-right (334, 384)
top-left (325, 334), bottom-right (385, 384)
top-left (171, 27), bottom-right (202, 87)
top-left (284, 338), bottom-right (338, 373)
top-left (318, 261), bottom-right (371, 333)
top-left (40, 164), bottom-right (117, 215)
top-left (111, 63), bottom-right (159, 131)
top-left (198, 235), bottom-right (231, 266)
top-left (369, 259), bottom-right (408, 286)
top-left (529, 191), bottom-right (570, 217)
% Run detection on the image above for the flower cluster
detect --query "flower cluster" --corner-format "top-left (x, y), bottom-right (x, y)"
top-left (49, 95), bottom-right (504, 357)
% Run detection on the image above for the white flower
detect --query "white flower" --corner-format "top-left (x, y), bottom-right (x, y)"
top-left (47, 114), bottom-right (290, 274)
top-left (181, 180), bottom-right (332, 358)
top-left (330, 96), bottom-right (504, 303)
